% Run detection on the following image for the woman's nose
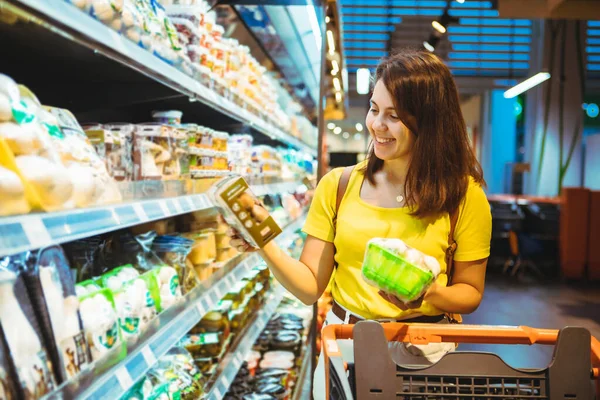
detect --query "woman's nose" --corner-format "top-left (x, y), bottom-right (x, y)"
top-left (372, 116), bottom-right (386, 131)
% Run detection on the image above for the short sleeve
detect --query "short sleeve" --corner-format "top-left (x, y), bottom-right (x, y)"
top-left (302, 168), bottom-right (344, 243)
top-left (453, 180), bottom-right (492, 262)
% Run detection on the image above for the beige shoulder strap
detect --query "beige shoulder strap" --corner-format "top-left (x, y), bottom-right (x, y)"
top-left (335, 166), bottom-right (355, 216)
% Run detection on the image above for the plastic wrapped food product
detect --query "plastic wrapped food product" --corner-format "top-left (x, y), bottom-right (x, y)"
top-left (152, 235), bottom-right (198, 293)
top-left (74, 279), bottom-right (102, 298)
top-left (44, 107), bottom-right (121, 207)
top-left (0, 260), bottom-right (56, 399)
top-left (361, 238), bottom-right (441, 303)
top-left (152, 266), bottom-right (182, 311)
top-left (0, 165), bottom-right (29, 216)
top-left (210, 176), bottom-right (281, 249)
top-left (23, 246), bottom-right (90, 384)
top-left (78, 288), bottom-right (126, 363)
top-left (133, 124), bottom-right (175, 180)
top-left (101, 123), bottom-right (134, 181)
top-left (0, 122), bottom-right (44, 156)
top-left (152, 110), bottom-right (183, 125)
top-left (109, 272), bottom-right (158, 345)
top-left (184, 231), bottom-right (216, 265)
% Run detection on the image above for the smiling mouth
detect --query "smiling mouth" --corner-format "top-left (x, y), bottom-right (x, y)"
top-left (374, 137), bottom-right (396, 144)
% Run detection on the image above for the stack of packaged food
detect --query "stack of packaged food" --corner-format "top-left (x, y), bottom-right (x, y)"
top-left (0, 73), bottom-right (122, 217)
top-left (121, 259), bottom-right (272, 399)
top-left (251, 146), bottom-right (282, 178)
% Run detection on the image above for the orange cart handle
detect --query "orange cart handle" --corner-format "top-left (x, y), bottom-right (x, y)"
top-left (322, 322), bottom-right (600, 372)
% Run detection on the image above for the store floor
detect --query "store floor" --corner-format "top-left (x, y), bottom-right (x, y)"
top-left (461, 275), bottom-right (600, 369)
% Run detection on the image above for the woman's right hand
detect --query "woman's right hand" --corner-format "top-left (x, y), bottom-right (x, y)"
top-left (227, 226), bottom-right (257, 253)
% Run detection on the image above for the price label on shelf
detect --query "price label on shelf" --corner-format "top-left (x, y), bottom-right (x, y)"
top-left (173, 200), bottom-right (183, 214)
top-left (214, 284), bottom-right (222, 299)
top-left (196, 300), bottom-right (206, 316)
top-left (141, 345), bottom-right (157, 366)
top-left (132, 204), bottom-right (149, 222)
top-left (21, 217), bottom-right (51, 249)
top-left (226, 273), bottom-right (236, 287)
top-left (114, 366), bottom-right (133, 390)
top-left (213, 386), bottom-right (223, 399)
top-left (158, 201), bottom-right (171, 217)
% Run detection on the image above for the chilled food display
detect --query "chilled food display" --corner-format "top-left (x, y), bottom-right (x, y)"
top-left (0, 73), bottom-right (122, 216)
top-left (362, 238), bottom-right (442, 302)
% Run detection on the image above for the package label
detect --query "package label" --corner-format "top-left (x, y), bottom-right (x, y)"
top-left (59, 332), bottom-right (89, 378)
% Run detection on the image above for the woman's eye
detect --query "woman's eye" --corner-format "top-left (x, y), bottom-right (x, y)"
top-left (390, 115), bottom-right (399, 120)
top-left (370, 108), bottom-right (378, 114)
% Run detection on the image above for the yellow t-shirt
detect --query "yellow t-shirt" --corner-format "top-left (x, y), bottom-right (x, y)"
top-left (302, 161), bottom-right (492, 319)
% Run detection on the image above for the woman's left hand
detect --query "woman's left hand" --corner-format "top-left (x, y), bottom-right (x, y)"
top-left (378, 282), bottom-right (438, 311)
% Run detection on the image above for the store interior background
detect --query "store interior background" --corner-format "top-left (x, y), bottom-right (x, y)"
top-left (322, 0), bottom-right (600, 369)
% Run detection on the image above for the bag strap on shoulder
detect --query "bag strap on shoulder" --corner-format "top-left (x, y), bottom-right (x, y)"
top-left (335, 166), bottom-right (355, 217)
top-left (445, 208), bottom-right (460, 283)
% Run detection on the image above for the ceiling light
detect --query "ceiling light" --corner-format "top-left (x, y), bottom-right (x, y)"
top-left (432, 21), bottom-right (446, 34)
top-left (335, 91), bottom-right (342, 103)
top-left (331, 60), bottom-right (339, 75)
top-left (327, 30), bottom-right (335, 55)
top-left (355, 123), bottom-right (363, 132)
top-left (334, 127), bottom-right (342, 134)
top-left (342, 132), bottom-right (350, 139)
top-left (456, 0), bottom-right (465, 3)
top-left (354, 133), bottom-right (362, 141)
top-left (423, 41), bottom-right (435, 52)
top-left (327, 122), bottom-right (336, 130)
top-left (356, 68), bottom-right (370, 95)
top-left (333, 77), bottom-right (341, 91)
top-left (326, 16), bottom-right (330, 23)
top-left (503, 72), bottom-right (551, 99)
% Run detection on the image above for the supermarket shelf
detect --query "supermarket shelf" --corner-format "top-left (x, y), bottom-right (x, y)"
top-left (0, 179), bottom-right (304, 258)
top-left (41, 214), bottom-right (305, 400)
top-left (292, 333), bottom-right (313, 400)
top-left (205, 285), bottom-right (288, 400)
top-left (4, 0), bottom-right (316, 156)
top-left (0, 193), bottom-right (212, 259)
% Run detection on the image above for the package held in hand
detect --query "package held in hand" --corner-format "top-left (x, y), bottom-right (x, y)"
top-left (362, 238), bottom-right (441, 303)
top-left (209, 176), bottom-right (282, 249)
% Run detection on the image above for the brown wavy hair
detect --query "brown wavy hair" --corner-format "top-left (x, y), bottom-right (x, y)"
top-left (363, 49), bottom-right (484, 218)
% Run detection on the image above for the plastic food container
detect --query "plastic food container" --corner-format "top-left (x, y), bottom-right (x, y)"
top-left (152, 110), bottom-right (183, 125)
top-left (361, 238), bottom-right (441, 302)
top-left (185, 232), bottom-right (216, 265)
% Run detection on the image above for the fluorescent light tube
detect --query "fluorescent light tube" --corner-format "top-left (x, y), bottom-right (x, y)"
top-left (335, 92), bottom-right (342, 103)
top-left (423, 41), bottom-right (435, 52)
top-left (503, 72), bottom-right (551, 99)
top-left (327, 30), bottom-right (336, 55)
top-left (356, 68), bottom-right (370, 95)
top-left (333, 77), bottom-right (341, 91)
top-left (432, 21), bottom-right (446, 34)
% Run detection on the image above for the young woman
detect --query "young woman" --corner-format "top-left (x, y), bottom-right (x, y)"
top-left (230, 50), bottom-right (492, 398)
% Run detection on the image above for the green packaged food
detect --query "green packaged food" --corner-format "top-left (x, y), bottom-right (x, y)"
top-left (361, 239), bottom-right (441, 302)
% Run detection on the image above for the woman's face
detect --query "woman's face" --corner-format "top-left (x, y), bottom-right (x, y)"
top-left (366, 80), bottom-right (416, 161)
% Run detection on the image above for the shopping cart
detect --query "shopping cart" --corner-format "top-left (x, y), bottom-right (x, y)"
top-left (322, 321), bottom-right (600, 399)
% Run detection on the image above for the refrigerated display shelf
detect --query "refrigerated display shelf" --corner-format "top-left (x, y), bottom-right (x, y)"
top-left (292, 335), bottom-right (313, 400)
top-left (40, 214), bottom-right (305, 400)
top-left (3, 0), bottom-right (316, 156)
top-left (205, 285), bottom-right (288, 400)
top-left (0, 180), bottom-right (304, 258)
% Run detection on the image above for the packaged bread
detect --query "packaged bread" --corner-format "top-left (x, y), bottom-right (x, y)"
top-left (362, 238), bottom-right (441, 303)
top-left (0, 165), bottom-right (29, 216)
top-left (209, 176), bottom-right (281, 249)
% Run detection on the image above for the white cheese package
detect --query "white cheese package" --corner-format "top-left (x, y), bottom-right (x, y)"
top-left (0, 256), bottom-right (56, 399)
top-left (99, 265), bottom-right (159, 345)
top-left (77, 287), bottom-right (127, 365)
top-left (209, 175), bottom-right (282, 249)
top-left (22, 246), bottom-right (91, 384)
